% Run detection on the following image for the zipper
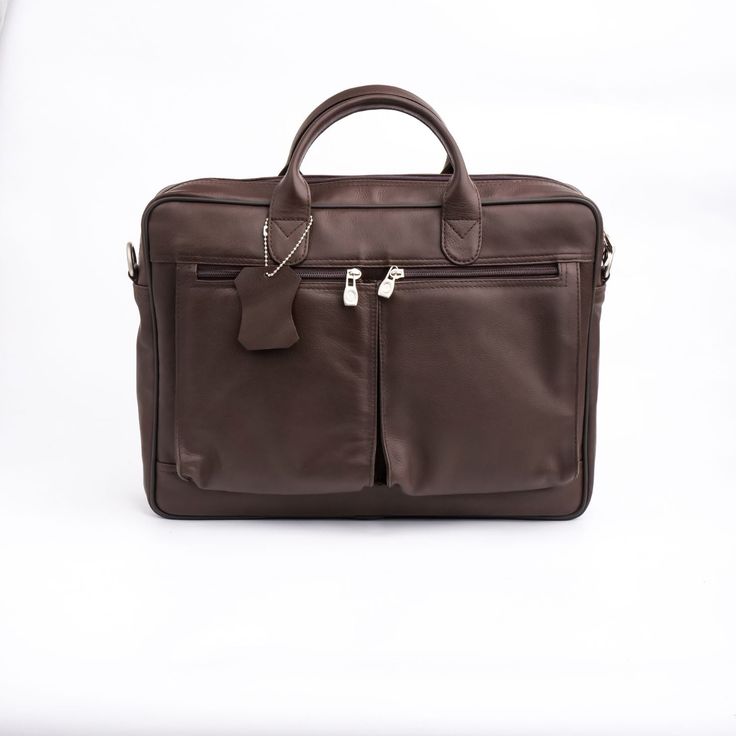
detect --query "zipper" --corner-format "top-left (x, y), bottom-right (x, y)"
top-left (402, 263), bottom-right (558, 280)
top-left (196, 262), bottom-right (559, 305)
top-left (343, 268), bottom-right (362, 307)
top-left (377, 266), bottom-right (405, 298)
top-left (197, 265), bottom-right (348, 281)
top-left (163, 173), bottom-right (582, 198)
top-left (377, 263), bottom-right (559, 299)
top-left (197, 264), bottom-right (366, 307)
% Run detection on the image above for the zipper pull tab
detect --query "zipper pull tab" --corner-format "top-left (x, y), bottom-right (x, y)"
top-left (343, 268), bottom-right (362, 307)
top-left (377, 266), bottom-right (405, 299)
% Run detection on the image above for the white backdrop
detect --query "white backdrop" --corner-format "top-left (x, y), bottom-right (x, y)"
top-left (1, 1), bottom-right (734, 734)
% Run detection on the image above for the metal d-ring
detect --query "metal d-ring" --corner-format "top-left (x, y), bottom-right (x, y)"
top-left (126, 241), bottom-right (139, 281)
top-left (601, 234), bottom-right (614, 282)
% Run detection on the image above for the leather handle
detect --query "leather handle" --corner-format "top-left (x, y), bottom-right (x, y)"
top-left (269, 89), bottom-right (482, 266)
top-left (278, 85), bottom-right (454, 176)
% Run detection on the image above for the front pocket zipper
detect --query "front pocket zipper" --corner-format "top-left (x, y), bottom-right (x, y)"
top-left (377, 263), bottom-right (559, 299)
top-left (197, 266), bottom-right (354, 281)
top-left (197, 265), bottom-right (369, 306)
top-left (343, 268), bottom-right (362, 307)
top-left (197, 261), bottom-right (560, 307)
top-left (377, 266), bottom-right (405, 298)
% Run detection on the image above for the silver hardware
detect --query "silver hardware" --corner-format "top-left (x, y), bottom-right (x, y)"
top-left (262, 216), bottom-right (314, 278)
top-left (601, 233), bottom-right (614, 282)
top-left (343, 268), bottom-right (362, 307)
top-left (126, 242), bottom-right (138, 281)
top-left (377, 265), bottom-right (405, 299)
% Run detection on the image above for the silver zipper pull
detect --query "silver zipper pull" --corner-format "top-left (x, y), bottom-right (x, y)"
top-left (343, 268), bottom-right (362, 307)
top-left (377, 266), bottom-right (405, 299)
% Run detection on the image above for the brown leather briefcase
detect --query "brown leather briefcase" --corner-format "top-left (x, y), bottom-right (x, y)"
top-left (129, 85), bottom-right (611, 519)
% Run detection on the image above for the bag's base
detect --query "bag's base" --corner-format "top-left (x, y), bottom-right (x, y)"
top-left (148, 462), bottom-right (591, 521)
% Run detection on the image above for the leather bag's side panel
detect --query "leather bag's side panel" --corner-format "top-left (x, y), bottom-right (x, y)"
top-left (132, 284), bottom-right (155, 497)
top-left (583, 284), bottom-right (606, 498)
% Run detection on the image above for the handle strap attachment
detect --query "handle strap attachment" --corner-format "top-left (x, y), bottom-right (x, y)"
top-left (268, 87), bottom-right (482, 266)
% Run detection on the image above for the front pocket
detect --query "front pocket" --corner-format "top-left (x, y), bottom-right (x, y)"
top-left (378, 263), bottom-right (581, 496)
top-left (175, 265), bottom-right (377, 494)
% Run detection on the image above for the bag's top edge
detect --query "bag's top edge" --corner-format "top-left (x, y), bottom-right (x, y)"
top-left (152, 173), bottom-right (583, 206)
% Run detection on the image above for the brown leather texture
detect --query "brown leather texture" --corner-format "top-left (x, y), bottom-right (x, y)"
top-left (131, 85), bottom-right (608, 519)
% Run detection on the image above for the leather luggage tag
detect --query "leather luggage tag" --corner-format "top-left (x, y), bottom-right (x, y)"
top-left (234, 266), bottom-right (301, 350)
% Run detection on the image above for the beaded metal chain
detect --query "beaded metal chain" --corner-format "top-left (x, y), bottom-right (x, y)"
top-left (262, 216), bottom-right (314, 278)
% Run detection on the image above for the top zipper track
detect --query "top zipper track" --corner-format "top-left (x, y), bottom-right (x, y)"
top-left (161, 173), bottom-right (581, 199)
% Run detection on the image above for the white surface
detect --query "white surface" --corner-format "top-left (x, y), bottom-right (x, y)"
top-left (1, 1), bottom-right (735, 734)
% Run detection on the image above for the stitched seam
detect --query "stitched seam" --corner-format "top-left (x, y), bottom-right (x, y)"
top-left (272, 220), bottom-right (288, 237)
top-left (441, 178), bottom-right (483, 264)
top-left (269, 216), bottom-right (310, 262)
top-left (301, 177), bottom-right (312, 263)
top-left (271, 219), bottom-right (303, 237)
top-left (445, 219), bottom-right (477, 239)
top-left (267, 174), bottom-right (312, 263)
top-left (307, 178), bottom-right (577, 190)
top-left (166, 254), bottom-right (594, 265)
top-left (149, 192), bottom-right (593, 209)
top-left (443, 223), bottom-right (466, 263)
top-left (174, 265), bottom-right (183, 478)
top-left (574, 263), bottom-right (581, 470)
top-left (164, 177), bottom-right (579, 192)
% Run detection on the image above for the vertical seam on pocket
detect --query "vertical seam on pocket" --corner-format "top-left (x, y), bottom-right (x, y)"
top-left (378, 299), bottom-right (393, 487)
top-left (367, 293), bottom-right (378, 489)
